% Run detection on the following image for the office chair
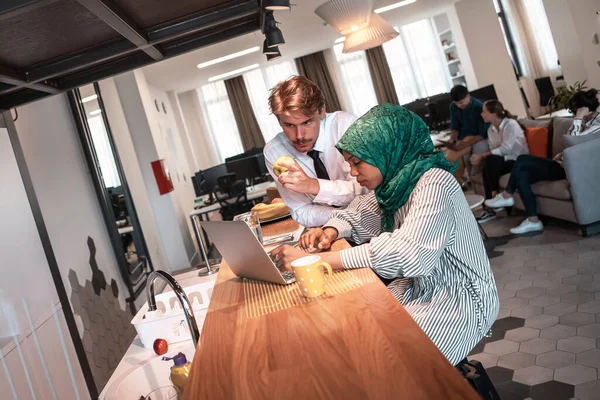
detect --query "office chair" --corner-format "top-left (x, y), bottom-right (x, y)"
top-left (535, 77), bottom-right (555, 108)
top-left (214, 179), bottom-right (253, 221)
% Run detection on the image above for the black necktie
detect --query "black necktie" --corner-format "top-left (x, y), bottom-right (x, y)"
top-left (307, 150), bottom-right (330, 180)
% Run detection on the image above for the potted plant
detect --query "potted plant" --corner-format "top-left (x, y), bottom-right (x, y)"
top-left (549, 80), bottom-right (588, 110)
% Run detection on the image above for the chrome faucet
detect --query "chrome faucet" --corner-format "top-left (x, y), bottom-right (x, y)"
top-left (146, 270), bottom-right (200, 348)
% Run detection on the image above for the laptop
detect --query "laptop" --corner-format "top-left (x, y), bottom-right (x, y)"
top-left (201, 221), bottom-right (296, 285)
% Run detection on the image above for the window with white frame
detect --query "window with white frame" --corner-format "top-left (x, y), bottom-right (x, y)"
top-left (518, 0), bottom-right (559, 75)
top-left (383, 19), bottom-right (450, 104)
top-left (243, 60), bottom-right (299, 143)
top-left (197, 81), bottom-right (245, 162)
top-left (332, 44), bottom-right (378, 117)
top-left (87, 115), bottom-right (121, 188)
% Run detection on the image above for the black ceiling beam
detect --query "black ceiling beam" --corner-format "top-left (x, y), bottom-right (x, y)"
top-left (162, 20), bottom-right (259, 58)
top-left (0, 64), bottom-right (59, 95)
top-left (74, 0), bottom-right (164, 61)
top-left (24, 5), bottom-right (260, 86)
top-left (0, 0), bottom-right (60, 21)
top-left (147, 0), bottom-right (259, 43)
top-left (25, 40), bottom-right (138, 84)
top-left (0, 88), bottom-right (50, 110)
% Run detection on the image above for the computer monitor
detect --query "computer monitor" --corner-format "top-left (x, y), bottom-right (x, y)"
top-left (425, 92), bottom-right (452, 130)
top-left (226, 156), bottom-right (262, 184)
top-left (200, 164), bottom-right (228, 193)
top-left (470, 85), bottom-right (498, 102)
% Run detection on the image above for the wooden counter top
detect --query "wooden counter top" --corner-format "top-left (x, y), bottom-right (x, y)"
top-left (184, 220), bottom-right (478, 399)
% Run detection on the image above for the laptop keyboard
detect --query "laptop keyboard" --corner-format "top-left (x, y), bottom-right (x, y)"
top-left (268, 253), bottom-right (295, 282)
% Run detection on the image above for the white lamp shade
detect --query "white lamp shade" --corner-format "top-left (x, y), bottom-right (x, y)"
top-left (314, 0), bottom-right (374, 35)
top-left (342, 13), bottom-right (399, 53)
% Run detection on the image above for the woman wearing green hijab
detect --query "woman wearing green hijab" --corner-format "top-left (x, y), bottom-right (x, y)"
top-left (272, 104), bottom-right (499, 365)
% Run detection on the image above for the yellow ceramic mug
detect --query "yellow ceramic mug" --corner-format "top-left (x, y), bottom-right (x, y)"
top-left (291, 255), bottom-right (333, 298)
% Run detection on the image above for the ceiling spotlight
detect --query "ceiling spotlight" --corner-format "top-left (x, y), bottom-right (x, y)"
top-left (264, 0), bottom-right (290, 10)
top-left (264, 11), bottom-right (285, 48)
top-left (267, 48), bottom-right (282, 61)
top-left (263, 39), bottom-right (279, 55)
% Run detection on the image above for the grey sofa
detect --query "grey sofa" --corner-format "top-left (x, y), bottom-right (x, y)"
top-left (470, 117), bottom-right (600, 237)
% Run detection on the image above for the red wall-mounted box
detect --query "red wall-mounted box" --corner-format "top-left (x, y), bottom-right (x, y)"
top-left (151, 159), bottom-right (174, 195)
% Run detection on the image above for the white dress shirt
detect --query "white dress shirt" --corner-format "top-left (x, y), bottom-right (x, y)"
top-left (263, 111), bottom-right (369, 227)
top-left (487, 118), bottom-right (529, 161)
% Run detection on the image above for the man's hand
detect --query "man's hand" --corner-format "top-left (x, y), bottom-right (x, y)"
top-left (270, 245), bottom-right (307, 272)
top-left (278, 158), bottom-right (320, 195)
top-left (299, 227), bottom-right (338, 252)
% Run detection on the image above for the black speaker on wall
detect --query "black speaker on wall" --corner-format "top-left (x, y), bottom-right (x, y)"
top-left (535, 77), bottom-right (555, 107)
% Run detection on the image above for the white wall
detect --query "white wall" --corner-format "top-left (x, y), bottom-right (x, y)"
top-left (544, 0), bottom-right (600, 89)
top-left (14, 94), bottom-right (129, 311)
top-left (454, 0), bottom-right (527, 116)
top-left (177, 90), bottom-right (220, 170)
top-left (0, 119), bottom-right (89, 399)
top-left (113, 70), bottom-right (195, 271)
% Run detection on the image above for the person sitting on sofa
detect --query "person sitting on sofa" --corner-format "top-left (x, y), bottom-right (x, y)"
top-left (485, 89), bottom-right (600, 234)
top-left (445, 85), bottom-right (489, 186)
top-left (470, 100), bottom-right (529, 223)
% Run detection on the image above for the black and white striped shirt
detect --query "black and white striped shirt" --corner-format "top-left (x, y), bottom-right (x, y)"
top-left (324, 168), bottom-right (499, 365)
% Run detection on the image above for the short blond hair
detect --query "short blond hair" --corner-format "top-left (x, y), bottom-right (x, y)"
top-left (268, 76), bottom-right (325, 117)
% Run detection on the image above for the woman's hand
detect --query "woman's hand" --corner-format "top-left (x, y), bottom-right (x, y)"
top-left (270, 245), bottom-right (307, 272)
top-left (299, 227), bottom-right (338, 252)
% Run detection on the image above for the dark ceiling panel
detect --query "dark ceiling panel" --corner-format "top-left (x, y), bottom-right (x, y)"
top-left (0, 0), bottom-right (121, 69)
top-left (111, 0), bottom-right (235, 29)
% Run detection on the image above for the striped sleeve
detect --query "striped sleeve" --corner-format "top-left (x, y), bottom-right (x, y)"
top-left (369, 179), bottom-right (454, 279)
top-left (323, 192), bottom-right (382, 245)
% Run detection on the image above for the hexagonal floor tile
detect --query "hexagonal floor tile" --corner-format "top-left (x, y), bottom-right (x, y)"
top-left (579, 281), bottom-right (600, 293)
top-left (563, 274), bottom-right (595, 286)
top-left (485, 366), bottom-right (514, 386)
top-left (550, 285), bottom-right (578, 296)
top-left (495, 381), bottom-right (531, 400)
top-left (525, 314), bottom-right (560, 329)
top-left (513, 365), bottom-right (554, 386)
top-left (517, 286), bottom-right (547, 299)
top-left (561, 292), bottom-right (595, 305)
top-left (560, 312), bottom-right (596, 328)
top-left (574, 378), bottom-right (600, 400)
top-left (467, 352), bottom-right (499, 369)
top-left (578, 323), bottom-right (600, 338)
top-left (557, 336), bottom-right (597, 353)
top-left (493, 317), bottom-right (526, 332)
top-left (502, 297), bottom-right (531, 310)
top-left (520, 338), bottom-right (557, 355)
top-left (529, 294), bottom-right (561, 307)
top-left (484, 339), bottom-right (520, 356)
top-left (497, 352), bottom-right (536, 370)
top-left (533, 278), bottom-right (564, 289)
top-left (554, 364), bottom-right (598, 385)
top-left (530, 380), bottom-right (575, 400)
top-left (578, 301), bottom-right (600, 314)
top-left (576, 349), bottom-right (600, 369)
top-left (535, 350), bottom-right (575, 369)
top-left (505, 280), bottom-right (533, 291)
top-left (497, 308), bottom-right (511, 319)
top-left (505, 327), bottom-right (540, 343)
top-left (498, 289), bottom-right (517, 300)
top-left (544, 303), bottom-right (578, 317)
top-left (540, 324), bottom-right (577, 341)
top-left (511, 305), bottom-right (543, 319)
top-left (550, 268), bottom-right (579, 279)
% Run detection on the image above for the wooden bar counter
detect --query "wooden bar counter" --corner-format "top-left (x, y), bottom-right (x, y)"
top-left (184, 220), bottom-right (479, 399)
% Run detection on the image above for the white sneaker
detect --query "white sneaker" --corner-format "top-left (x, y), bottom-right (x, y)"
top-left (510, 219), bottom-right (544, 235)
top-left (485, 194), bottom-right (515, 209)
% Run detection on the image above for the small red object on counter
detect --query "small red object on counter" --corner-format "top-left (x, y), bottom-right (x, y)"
top-left (153, 338), bottom-right (168, 355)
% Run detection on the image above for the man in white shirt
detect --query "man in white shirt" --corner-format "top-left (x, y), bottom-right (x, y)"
top-left (263, 76), bottom-right (368, 227)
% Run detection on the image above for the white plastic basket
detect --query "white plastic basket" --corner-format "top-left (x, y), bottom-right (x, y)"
top-left (131, 281), bottom-right (215, 349)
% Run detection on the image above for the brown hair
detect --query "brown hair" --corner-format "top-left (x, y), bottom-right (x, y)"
top-left (484, 100), bottom-right (524, 130)
top-left (268, 76), bottom-right (326, 117)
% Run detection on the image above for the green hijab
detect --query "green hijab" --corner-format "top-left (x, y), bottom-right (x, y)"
top-left (336, 104), bottom-right (456, 233)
